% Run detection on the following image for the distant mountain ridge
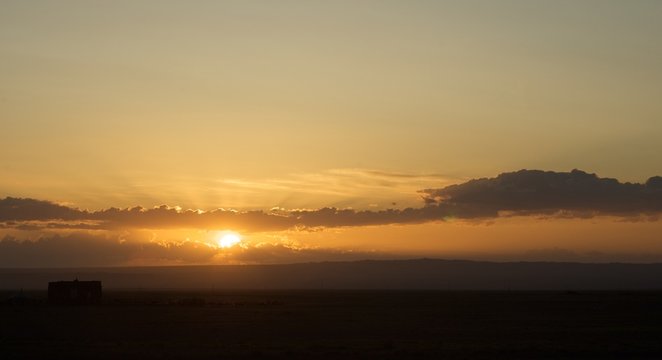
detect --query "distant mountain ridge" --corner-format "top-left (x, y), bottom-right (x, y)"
top-left (2, 259), bottom-right (662, 290)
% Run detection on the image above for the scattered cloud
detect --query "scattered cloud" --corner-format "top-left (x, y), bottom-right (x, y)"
top-left (215, 168), bottom-right (457, 209)
top-left (0, 168), bottom-right (458, 211)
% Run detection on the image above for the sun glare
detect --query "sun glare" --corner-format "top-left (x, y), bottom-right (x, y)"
top-left (218, 233), bottom-right (241, 248)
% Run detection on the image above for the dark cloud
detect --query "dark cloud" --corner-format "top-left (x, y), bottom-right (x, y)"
top-left (2, 169), bottom-right (661, 232)
top-left (0, 197), bottom-right (87, 221)
top-left (91, 206), bottom-right (295, 231)
top-left (0, 198), bottom-right (433, 231)
top-left (421, 169), bottom-right (662, 218)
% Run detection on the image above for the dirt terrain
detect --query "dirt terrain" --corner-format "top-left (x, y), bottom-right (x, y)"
top-left (2, 290), bottom-right (662, 359)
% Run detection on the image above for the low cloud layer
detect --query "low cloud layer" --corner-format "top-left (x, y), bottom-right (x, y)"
top-left (0, 233), bottom-right (389, 267)
top-left (422, 169), bottom-right (662, 218)
top-left (0, 233), bottom-right (217, 267)
top-left (2, 170), bottom-right (661, 232)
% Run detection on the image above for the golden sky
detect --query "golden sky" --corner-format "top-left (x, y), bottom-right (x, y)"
top-left (1, 1), bottom-right (661, 266)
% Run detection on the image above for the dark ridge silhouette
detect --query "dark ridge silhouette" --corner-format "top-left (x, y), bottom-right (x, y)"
top-left (3, 259), bottom-right (662, 290)
top-left (48, 279), bottom-right (102, 305)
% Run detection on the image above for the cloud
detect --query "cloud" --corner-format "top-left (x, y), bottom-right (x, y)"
top-left (1, 198), bottom-right (434, 231)
top-left (216, 168), bottom-right (456, 209)
top-left (0, 233), bottom-right (225, 267)
top-left (2, 169), bottom-right (661, 233)
top-left (0, 233), bottom-right (392, 267)
top-left (421, 169), bottom-right (662, 218)
top-left (0, 197), bottom-right (88, 221)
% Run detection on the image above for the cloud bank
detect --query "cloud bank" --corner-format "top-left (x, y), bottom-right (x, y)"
top-left (421, 169), bottom-right (662, 218)
top-left (0, 233), bottom-right (390, 267)
top-left (1, 169), bottom-right (661, 232)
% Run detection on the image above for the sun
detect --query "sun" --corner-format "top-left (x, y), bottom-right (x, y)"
top-left (217, 232), bottom-right (242, 248)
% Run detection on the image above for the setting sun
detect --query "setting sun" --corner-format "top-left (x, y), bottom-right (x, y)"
top-left (218, 233), bottom-right (241, 248)
top-left (2, 1), bottom-right (662, 357)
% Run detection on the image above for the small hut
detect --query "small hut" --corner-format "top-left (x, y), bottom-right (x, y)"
top-left (48, 279), bottom-right (102, 305)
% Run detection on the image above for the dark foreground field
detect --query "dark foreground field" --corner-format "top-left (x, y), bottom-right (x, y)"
top-left (2, 291), bottom-right (662, 359)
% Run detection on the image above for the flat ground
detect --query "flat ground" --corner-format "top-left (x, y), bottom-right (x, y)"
top-left (2, 291), bottom-right (662, 359)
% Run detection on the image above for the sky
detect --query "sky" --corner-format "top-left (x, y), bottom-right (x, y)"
top-left (1, 0), bottom-right (661, 266)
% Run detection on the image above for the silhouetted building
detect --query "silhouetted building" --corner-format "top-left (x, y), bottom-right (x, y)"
top-left (48, 279), bottom-right (102, 305)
